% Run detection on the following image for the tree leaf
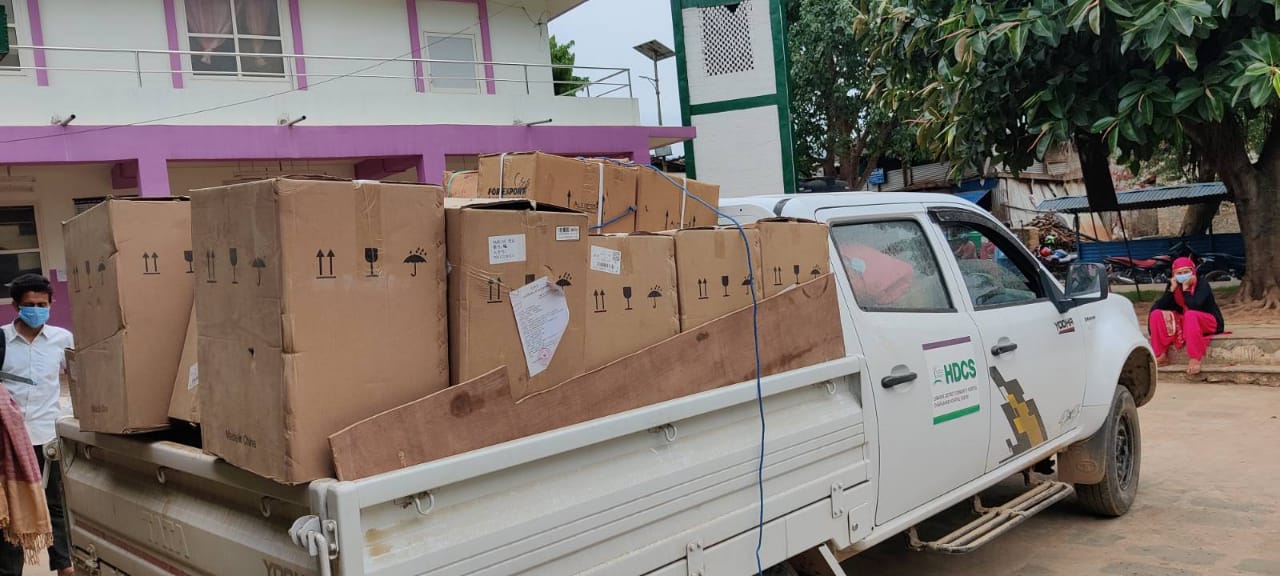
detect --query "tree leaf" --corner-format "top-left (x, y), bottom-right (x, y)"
top-left (1132, 3), bottom-right (1166, 27)
top-left (1173, 83), bottom-right (1201, 112)
top-left (1167, 8), bottom-right (1194, 36)
top-left (1089, 5), bottom-right (1103, 34)
top-left (1120, 118), bottom-right (1141, 142)
top-left (1031, 17), bottom-right (1054, 39)
top-left (1246, 62), bottom-right (1272, 77)
top-left (1107, 0), bottom-right (1135, 18)
top-left (974, 4), bottom-right (987, 24)
top-left (1220, 0), bottom-right (1233, 17)
top-left (1146, 22), bottom-right (1172, 50)
top-left (1272, 72), bottom-right (1280, 99)
top-left (1249, 76), bottom-right (1273, 107)
top-left (1067, 0), bottom-right (1094, 29)
top-left (1177, 44), bottom-right (1199, 70)
top-left (1010, 25), bottom-right (1029, 58)
top-left (1178, 0), bottom-right (1214, 18)
top-left (1091, 116), bottom-right (1118, 132)
top-left (1154, 44), bottom-right (1173, 67)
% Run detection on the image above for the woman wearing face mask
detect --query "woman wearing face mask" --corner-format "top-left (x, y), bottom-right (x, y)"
top-left (1148, 257), bottom-right (1225, 375)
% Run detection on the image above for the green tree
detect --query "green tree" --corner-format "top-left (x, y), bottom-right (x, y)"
top-left (857, 0), bottom-right (1280, 306)
top-left (550, 35), bottom-right (590, 96)
top-left (787, 0), bottom-right (917, 188)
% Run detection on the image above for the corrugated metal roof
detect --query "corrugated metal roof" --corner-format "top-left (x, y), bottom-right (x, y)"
top-left (1036, 182), bottom-right (1227, 213)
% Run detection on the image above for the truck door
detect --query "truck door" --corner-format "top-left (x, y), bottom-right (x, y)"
top-left (928, 208), bottom-right (1087, 472)
top-left (821, 205), bottom-right (991, 525)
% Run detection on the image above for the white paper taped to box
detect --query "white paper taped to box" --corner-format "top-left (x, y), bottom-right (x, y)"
top-left (510, 277), bottom-right (570, 377)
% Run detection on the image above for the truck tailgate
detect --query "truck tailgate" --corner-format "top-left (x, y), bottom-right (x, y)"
top-left (57, 422), bottom-right (322, 576)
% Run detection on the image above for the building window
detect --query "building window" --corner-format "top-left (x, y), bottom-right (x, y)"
top-left (186, 0), bottom-right (285, 77)
top-left (0, 206), bottom-right (43, 291)
top-left (0, 0), bottom-right (20, 70)
top-left (425, 33), bottom-right (478, 93)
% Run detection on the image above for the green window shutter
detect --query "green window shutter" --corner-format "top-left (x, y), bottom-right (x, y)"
top-left (0, 5), bottom-right (9, 58)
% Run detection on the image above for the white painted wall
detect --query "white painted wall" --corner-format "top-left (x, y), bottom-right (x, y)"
top-left (681, 0), bottom-right (775, 106)
top-left (692, 106), bottom-right (783, 198)
top-left (0, 0), bottom-right (637, 127)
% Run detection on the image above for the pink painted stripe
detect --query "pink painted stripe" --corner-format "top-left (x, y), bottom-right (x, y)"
top-left (0, 124), bottom-right (696, 165)
top-left (477, 0), bottom-right (496, 95)
top-left (162, 0), bottom-right (184, 89)
top-left (287, 0), bottom-right (307, 90)
top-left (25, 0), bottom-right (46, 86)
top-left (406, 0), bottom-right (425, 93)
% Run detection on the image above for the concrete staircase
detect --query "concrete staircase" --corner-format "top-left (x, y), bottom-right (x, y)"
top-left (1158, 326), bottom-right (1280, 386)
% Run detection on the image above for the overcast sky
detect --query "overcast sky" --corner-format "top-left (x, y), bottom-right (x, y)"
top-left (550, 0), bottom-right (684, 155)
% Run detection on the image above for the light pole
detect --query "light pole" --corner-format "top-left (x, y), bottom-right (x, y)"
top-left (633, 40), bottom-right (675, 126)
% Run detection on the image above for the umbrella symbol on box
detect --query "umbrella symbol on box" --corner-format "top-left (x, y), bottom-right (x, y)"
top-left (742, 276), bottom-right (752, 295)
top-left (556, 273), bottom-right (572, 288)
top-left (251, 257), bottom-right (266, 286)
top-left (810, 265), bottom-right (822, 278)
top-left (403, 248), bottom-right (428, 277)
top-left (648, 286), bottom-right (663, 308)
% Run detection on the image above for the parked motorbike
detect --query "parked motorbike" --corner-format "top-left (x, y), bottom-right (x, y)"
top-left (1197, 253), bottom-right (1246, 282)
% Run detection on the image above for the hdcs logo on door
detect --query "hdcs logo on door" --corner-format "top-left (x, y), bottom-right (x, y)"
top-left (944, 359), bottom-right (978, 383)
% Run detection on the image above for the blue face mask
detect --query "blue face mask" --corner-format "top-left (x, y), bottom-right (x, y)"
top-left (18, 306), bottom-right (49, 329)
top-left (1174, 273), bottom-right (1193, 285)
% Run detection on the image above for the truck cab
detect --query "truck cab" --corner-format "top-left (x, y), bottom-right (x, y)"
top-left (56, 192), bottom-right (1155, 576)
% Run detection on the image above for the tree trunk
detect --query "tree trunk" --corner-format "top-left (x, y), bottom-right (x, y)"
top-left (1187, 118), bottom-right (1280, 308)
top-left (1073, 132), bottom-right (1118, 212)
top-left (1178, 202), bottom-right (1219, 237)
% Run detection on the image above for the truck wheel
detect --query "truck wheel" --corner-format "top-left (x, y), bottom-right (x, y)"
top-left (1075, 386), bottom-right (1141, 517)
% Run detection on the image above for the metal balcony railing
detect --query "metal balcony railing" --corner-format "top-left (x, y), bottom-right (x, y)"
top-left (0, 45), bottom-right (633, 97)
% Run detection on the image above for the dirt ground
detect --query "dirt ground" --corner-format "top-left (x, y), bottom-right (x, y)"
top-left (842, 381), bottom-right (1280, 576)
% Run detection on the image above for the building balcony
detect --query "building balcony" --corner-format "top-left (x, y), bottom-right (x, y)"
top-left (0, 44), bottom-right (642, 127)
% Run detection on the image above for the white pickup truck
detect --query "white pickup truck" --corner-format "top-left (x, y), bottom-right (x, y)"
top-left (54, 192), bottom-right (1155, 576)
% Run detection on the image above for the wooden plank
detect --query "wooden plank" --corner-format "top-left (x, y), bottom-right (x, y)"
top-left (329, 367), bottom-right (518, 479)
top-left (330, 274), bottom-right (845, 481)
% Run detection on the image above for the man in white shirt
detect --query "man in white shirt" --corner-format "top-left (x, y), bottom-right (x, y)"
top-left (0, 274), bottom-right (73, 576)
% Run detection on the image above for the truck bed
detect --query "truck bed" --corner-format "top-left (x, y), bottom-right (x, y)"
top-left (58, 356), bottom-right (868, 576)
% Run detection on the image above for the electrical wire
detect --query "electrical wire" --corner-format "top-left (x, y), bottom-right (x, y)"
top-left (0, 3), bottom-right (520, 147)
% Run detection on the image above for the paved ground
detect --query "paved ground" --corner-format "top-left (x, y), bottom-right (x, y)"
top-left (842, 381), bottom-right (1280, 576)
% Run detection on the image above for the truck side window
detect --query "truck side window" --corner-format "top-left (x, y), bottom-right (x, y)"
top-left (940, 222), bottom-right (1043, 308)
top-left (830, 220), bottom-right (953, 312)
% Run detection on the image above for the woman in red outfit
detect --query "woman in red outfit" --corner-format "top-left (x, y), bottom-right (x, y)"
top-left (1148, 257), bottom-right (1225, 375)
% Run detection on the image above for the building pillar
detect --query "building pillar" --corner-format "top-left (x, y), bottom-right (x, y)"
top-left (631, 144), bottom-right (652, 167)
top-left (136, 156), bottom-right (171, 197)
top-left (417, 153), bottom-right (445, 185)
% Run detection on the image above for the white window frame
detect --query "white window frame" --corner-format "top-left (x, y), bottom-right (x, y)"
top-left (0, 0), bottom-right (29, 77)
top-left (179, 0), bottom-right (293, 83)
top-left (423, 31), bottom-right (480, 94)
top-left (0, 195), bottom-right (46, 306)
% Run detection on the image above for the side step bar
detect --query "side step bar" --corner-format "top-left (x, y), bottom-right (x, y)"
top-left (908, 481), bottom-right (1074, 554)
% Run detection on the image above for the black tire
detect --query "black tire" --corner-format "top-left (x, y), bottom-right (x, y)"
top-left (1075, 386), bottom-right (1141, 517)
top-left (1203, 270), bottom-right (1232, 283)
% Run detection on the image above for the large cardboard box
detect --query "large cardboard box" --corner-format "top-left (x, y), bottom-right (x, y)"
top-left (63, 198), bottom-right (193, 434)
top-left (447, 200), bottom-right (588, 400)
top-left (442, 170), bottom-right (479, 198)
top-left (476, 152), bottom-right (598, 206)
top-left (636, 170), bottom-right (720, 231)
top-left (672, 228), bottom-right (762, 331)
top-left (191, 177), bottom-right (448, 483)
top-left (584, 234), bottom-right (679, 371)
top-left (583, 160), bottom-right (638, 234)
top-left (751, 218), bottom-right (832, 298)
top-left (168, 304), bottom-right (200, 424)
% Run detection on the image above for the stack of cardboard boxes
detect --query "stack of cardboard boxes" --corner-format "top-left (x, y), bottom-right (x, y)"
top-left (60, 153), bottom-right (834, 485)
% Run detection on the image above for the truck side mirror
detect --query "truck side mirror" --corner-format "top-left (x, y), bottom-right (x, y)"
top-left (1062, 262), bottom-right (1109, 311)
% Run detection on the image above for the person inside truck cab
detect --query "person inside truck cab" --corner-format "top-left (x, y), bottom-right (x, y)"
top-left (1149, 257), bottom-right (1225, 376)
top-left (0, 274), bottom-right (74, 576)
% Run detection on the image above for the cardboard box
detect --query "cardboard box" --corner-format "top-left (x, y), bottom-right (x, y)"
top-left (636, 170), bottom-right (720, 231)
top-left (751, 218), bottom-right (832, 298)
top-left (168, 304), bottom-right (200, 424)
top-left (446, 200), bottom-right (588, 400)
top-left (672, 228), bottom-right (762, 331)
top-left (442, 170), bottom-right (479, 198)
top-left (476, 152), bottom-right (598, 207)
top-left (583, 160), bottom-right (638, 234)
top-left (63, 198), bottom-right (193, 434)
top-left (191, 177), bottom-right (449, 484)
top-left (584, 234), bottom-right (679, 371)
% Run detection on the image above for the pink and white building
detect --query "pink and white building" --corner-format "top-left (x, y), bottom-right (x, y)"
top-left (0, 0), bottom-right (693, 326)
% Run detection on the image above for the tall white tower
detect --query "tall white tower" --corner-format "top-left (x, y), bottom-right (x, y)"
top-left (671, 0), bottom-right (796, 196)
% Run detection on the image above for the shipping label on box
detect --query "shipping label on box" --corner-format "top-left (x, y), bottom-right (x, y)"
top-left (585, 234), bottom-right (679, 371)
top-left (63, 198), bottom-right (193, 433)
top-left (447, 200), bottom-right (588, 400)
top-left (636, 170), bottom-right (721, 232)
top-left (751, 218), bottom-right (832, 298)
top-left (672, 228), bottom-right (763, 331)
top-left (192, 177), bottom-right (448, 484)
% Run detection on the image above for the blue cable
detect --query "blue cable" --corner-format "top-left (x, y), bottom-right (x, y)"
top-left (635, 164), bottom-right (766, 576)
